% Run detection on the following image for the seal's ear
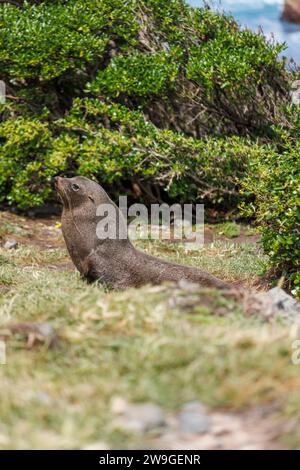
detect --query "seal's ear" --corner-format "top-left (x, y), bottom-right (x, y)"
top-left (88, 195), bottom-right (95, 203)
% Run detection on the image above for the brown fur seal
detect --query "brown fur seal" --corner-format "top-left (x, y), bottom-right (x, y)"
top-left (55, 176), bottom-right (230, 290)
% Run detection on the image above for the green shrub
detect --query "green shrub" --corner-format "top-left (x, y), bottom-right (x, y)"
top-left (0, 117), bottom-right (53, 207)
top-left (242, 136), bottom-right (300, 297)
top-left (89, 51), bottom-right (180, 98)
top-left (0, 0), bottom-right (137, 81)
top-left (0, 1), bottom-right (289, 120)
top-left (0, 99), bottom-right (265, 209)
top-left (0, 1), bottom-right (292, 210)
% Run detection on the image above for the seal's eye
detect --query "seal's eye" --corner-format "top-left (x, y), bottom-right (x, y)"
top-left (71, 183), bottom-right (80, 192)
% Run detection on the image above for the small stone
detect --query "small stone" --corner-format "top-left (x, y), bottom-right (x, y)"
top-left (4, 239), bottom-right (18, 250)
top-left (111, 396), bottom-right (128, 415)
top-left (35, 391), bottom-right (51, 406)
top-left (6, 322), bottom-right (60, 350)
top-left (36, 323), bottom-right (56, 339)
top-left (264, 287), bottom-right (300, 322)
top-left (112, 400), bottom-right (166, 434)
top-left (291, 80), bottom-right (300, 105)
top-left (178, 402), bottom-right (210, 435)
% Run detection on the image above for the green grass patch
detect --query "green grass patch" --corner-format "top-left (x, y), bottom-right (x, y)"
top-left (216, 222), bottom-right (241, 239)
top-left (0, 236), bottom-right (299, 449)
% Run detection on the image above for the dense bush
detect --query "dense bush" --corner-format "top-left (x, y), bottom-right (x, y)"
top-left (0, 0), bottom-right (292, 211)
top-left (0, 99), bottom-right (266, 209)
top-left (242, 127), bottom-right (300, 297)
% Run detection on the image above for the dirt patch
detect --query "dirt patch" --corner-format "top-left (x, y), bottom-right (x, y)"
top-left (1, 212), bottom-right (260, 249)
top-left (0, 211), bottom-right (75, 272)
top-left (0, 211), bottom-right (63, 250)
top-left (163, 226), bottom-right (260, 245)
top-left (204, 226), bottom-right (261, 245)
top-left (149, 404), bottom-right (288, 450)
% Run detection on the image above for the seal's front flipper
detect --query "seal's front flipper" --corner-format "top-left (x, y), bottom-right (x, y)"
top-left (81, 254), bottom-right (102, 284)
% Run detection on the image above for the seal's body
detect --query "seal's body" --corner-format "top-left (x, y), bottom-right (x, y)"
top-left (55, 176), bottom-right (230, 290)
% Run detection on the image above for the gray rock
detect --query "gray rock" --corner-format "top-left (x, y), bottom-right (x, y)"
top-left (4, 239), bottom-right (18, 250)
top-left (259, 287), bottom-right (300, 323)
top-left (112, 398), bottom-right (166, 434)
top-left (178, 401), bottom-right (210, 434)
top-left (35, 391), bottom-right (51, 406)
top-left (35, 323), bottom-right (56, 339)
top-left (291, 80), bottom-right (300, 105)
top-left (6, 322), bottom-right (60, 350)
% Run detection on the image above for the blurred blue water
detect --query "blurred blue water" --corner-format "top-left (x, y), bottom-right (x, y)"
top-left (188, 0), bottom-right (300, 64)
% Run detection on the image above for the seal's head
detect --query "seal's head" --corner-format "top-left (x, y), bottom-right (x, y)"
top-left (54, 175), bottom-right (108, 209)
top-left (54, 176), bottom-right (129, 274)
